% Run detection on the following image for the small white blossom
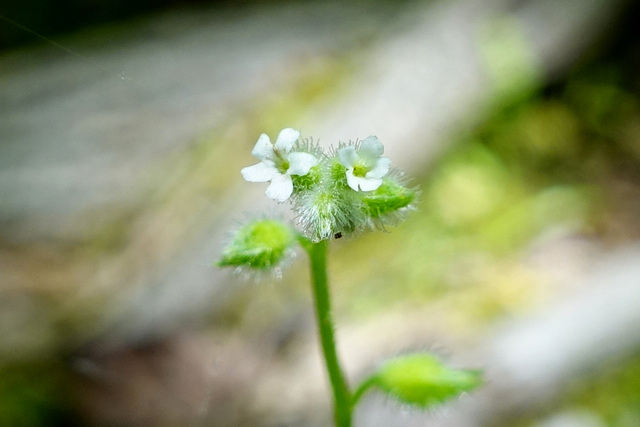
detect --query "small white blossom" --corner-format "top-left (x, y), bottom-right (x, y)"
top-left (241, 128), bottom-right (318, 202)
top-left (337, 136), bottom-right (391, 192)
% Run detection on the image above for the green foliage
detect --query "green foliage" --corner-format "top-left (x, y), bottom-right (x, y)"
top-left (358, 354), bottom-right (482, 408)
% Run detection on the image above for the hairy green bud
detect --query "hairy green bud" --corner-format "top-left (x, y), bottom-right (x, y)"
top-left (363, 178), bottom-right (415, 218)
top-left (295, 186), bottom-right (363, 241)
top-left (363, 354), bottom-right (481, 408)
top-left (218, 219), bottom-right (295, 270)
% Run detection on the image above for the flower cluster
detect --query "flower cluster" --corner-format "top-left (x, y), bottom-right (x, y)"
top-left (241, 128), bottom-right (415, 241)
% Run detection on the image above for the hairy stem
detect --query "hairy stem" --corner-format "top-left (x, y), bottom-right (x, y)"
top-left (303, 238), bottom-right (352, 427)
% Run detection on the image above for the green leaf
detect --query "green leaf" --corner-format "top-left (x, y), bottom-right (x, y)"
top-left (366, 353), bottom-right (482, 408)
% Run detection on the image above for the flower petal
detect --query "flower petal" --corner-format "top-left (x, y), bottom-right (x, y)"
top-left (265, 173), bottom-right (294, 202)
top-left (338, 146), bottom-right (358, 168)
top-left (241, 161), bottom-right (277, 182)
top-left (274, 128), bottom-right (300, 153)
top-left (287, 152), bottom-right (318, 176)
top-left (346, 169), bottom-right (383, 191)
top-left (366, 157), bottom-right (391, 179)
top-left (359, 136), bottom-right (384, 160)
top-left (252, 134), bottom-right (275, 161)
top-left (345, 169), bottom-right (361, 191)
top-left (358, 177), bottom-right (383, 191)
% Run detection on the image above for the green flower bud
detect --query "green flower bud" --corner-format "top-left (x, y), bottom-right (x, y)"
top-left (218, 219), bottom-right (296, 270)
top-left (295, 186), bottom-right (364, 241)
top-left (367, 354), bottom-right (481, 408)
top-left (362, 175), bottom-right (416, 229)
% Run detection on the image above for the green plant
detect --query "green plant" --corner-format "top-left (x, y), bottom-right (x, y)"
top-left (218, 128), bottom-right (482, 426)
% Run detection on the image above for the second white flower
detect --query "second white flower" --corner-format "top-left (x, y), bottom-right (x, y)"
top-left (337, 136), bottom-right (391, 192)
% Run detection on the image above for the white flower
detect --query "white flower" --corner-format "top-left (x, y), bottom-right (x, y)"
top-left (337, 136), bottom-right (391, 191)
top-left (241, 128), bottom-right (319, 202)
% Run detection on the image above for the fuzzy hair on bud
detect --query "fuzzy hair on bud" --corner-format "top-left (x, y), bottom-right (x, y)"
top-left (218, 219), bottom-right (296, 270)
top-left (368, 354), bottom-right (482, 408)
top-left (294, 184), bottom-right (365, 242)
top-left (362, 171), bottom-right (417, 230)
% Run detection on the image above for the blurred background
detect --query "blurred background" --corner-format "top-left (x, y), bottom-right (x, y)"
top-left (2, 0), bottom-right (640, 426)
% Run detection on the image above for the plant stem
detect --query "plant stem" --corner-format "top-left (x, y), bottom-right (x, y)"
top-left (304, 239), bottom-right (352, 427)
top-left (351, 375), bottom-right (377, 408)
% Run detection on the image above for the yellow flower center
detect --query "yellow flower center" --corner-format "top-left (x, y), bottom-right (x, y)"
top-left (277, 160), bottom-right (290, 174)
top-left (353, 163), bottom-right (368, 177)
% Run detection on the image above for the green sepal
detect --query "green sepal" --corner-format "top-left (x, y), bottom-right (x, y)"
top-left (291, 164), bottom-right (321, 193)
top-left (329, 158), bottom-right (351, 190)
top-left (358, 353), bottom-right (482, 408)
top-left (218, 219), bottom-right (295, 270)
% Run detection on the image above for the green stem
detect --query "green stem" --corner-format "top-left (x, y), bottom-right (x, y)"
top-left (303, 238), bottom-right (352, 427)
top-left (351, 375), bottom-right (377, 408)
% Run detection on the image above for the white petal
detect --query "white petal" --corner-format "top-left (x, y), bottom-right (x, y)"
top-left (241, 161), bottom-right (277, 182)
top-left (358, 177), bottom-right (382, 192)
top-left (345, 169), bottom-right (360, 191)
top-left (265, 173), bottom-right (294, 202)
top-left (366, 157), bottom-right (391, 179)
top-left (359, 136), bottom-right (384, 161)
top-left (287, 152), bottom-right (318, 176)
top-left (337, 146), bottom-right (358, 168)
top-left (252, 134), bottom-right (275, 161)
top-left (274, 128), bottom-right (300, 153)
top-left (346, 169), bottom-right (383, 191)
